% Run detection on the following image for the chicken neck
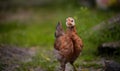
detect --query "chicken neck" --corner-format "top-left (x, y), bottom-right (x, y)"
top-left (66, 26), bottom-right (77, 34)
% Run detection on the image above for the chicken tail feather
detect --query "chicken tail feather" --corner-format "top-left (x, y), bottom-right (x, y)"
top-left (55, 22), bottom-right (64, 38)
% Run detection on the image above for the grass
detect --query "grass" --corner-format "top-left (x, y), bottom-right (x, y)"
top-left (0, 7), bottom-right (78, 47)
top-left (16, 47), bottom-right (57, 71)
top-left (0, 6), bottom-right (119, 71)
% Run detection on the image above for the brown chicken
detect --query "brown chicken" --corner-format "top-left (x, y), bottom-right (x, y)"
top-left (54, 17), bottom-right (83, 71)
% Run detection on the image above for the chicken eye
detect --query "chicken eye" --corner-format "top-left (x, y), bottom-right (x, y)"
top-left (71, 20), bottom-right (73, 22)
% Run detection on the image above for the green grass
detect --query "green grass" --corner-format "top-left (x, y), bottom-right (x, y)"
top-left (0, 7), bottom-right (77, 47)
top-left (16, 47), bottom-right (57, 71)
top-left (0, 7), bottom-right (119, 70)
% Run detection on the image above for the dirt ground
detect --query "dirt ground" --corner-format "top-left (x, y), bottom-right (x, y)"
top-left (0, 44), bottom-right (105, 71)
top-left (0, 44), bottom-right (42, 71)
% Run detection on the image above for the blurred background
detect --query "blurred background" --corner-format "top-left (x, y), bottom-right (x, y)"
top-left (0, 0), bottom-right (120, 71)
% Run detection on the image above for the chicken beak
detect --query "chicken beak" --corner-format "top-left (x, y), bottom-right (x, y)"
top-left (67, 20), bottom-right (72, 25)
